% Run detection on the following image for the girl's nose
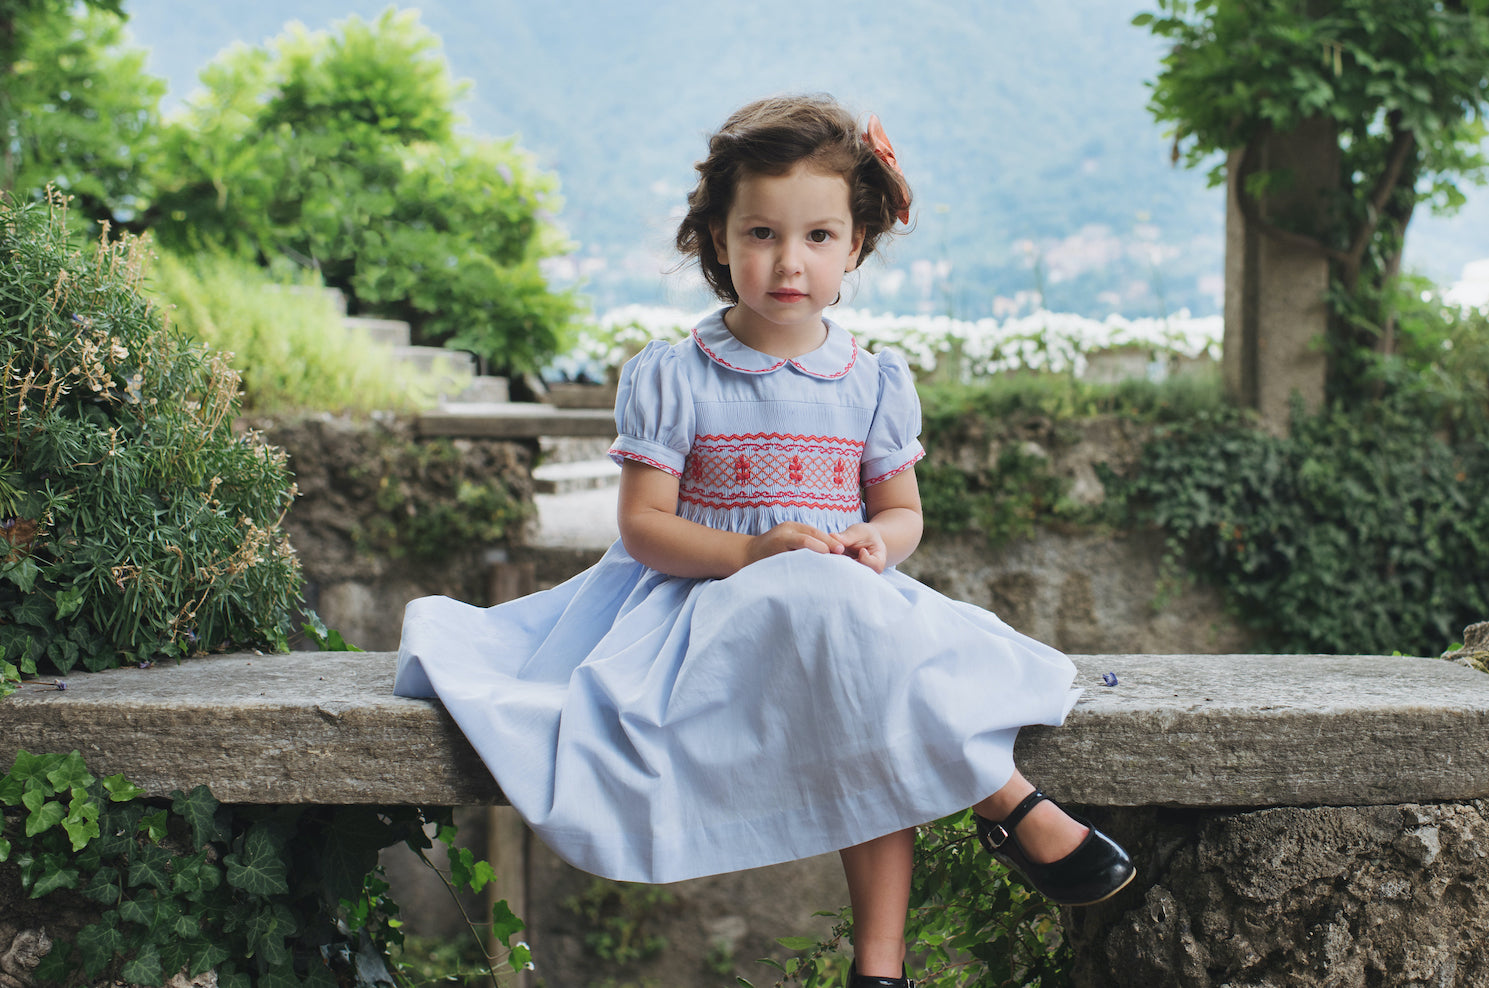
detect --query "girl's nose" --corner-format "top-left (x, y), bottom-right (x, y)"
top-left (775, 243), bottom-right (803, 275)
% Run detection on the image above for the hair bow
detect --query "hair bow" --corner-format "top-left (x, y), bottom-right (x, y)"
top-left (864, 114), bottom-right (911, 225)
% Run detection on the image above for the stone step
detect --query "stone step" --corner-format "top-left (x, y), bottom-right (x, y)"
top-left (451, 375), bottom-right (510, 404)
top-left (418, 404), bottom-right (616, 440)
top-left (393, 345), bottom-right (477, 378)
top-left (532, 457), bottom-right (620, 495)
top-left (343, 315), bottom-right (412, 347)
top-left (530, 486), bottom-right (619, 551)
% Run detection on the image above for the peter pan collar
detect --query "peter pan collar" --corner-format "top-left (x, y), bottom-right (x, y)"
top-left (691, 308), bottom-right (858, 380)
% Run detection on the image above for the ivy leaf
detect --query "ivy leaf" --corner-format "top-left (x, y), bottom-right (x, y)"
top-left (0, 556), bottom-right (40, 593)
top-left (78, 916), bottom-right (125, 977)
top-left (190, 941), bottom-right (231, 978)
top-left (11, 591), bottom-right (54, 629)
top-left (120, 943), bottom-right (163, 987)
top-left (174, 913), bottom-right (202, 939)
top-left (0, 836), bottom-right (10, 862)
top-left (23, 794), bottom-right (65, 838)
top-left (64, 791), bottom-right (101, 850)
top-left (0, 769), bottom-right (24, 806)
top-left (53, 584), bottom-right (85, 619)
top-left (95, 802), bottom-right (146, 857)
top-left (6, 750), bottom-right (45, 782)
top-left (257, 962), bottom-right (302, 988)
top-left (128, 843), bottom-right (173, 890)
top-left (139, 808), bottom-right (169, 842)
top-left (489, 898), bottom-right (525, 948)
top-left (45, 752), bottom-right (93, 792)
top-left (172, 785), bottom-right (227, 848)
top-left (80, 864), bottom-right (121, 904)
top-left (103, 774), bottom-right (145, 802)
top-left (118, 895), bottom-right (156, 928)
top-left (244, 903), bottom-right (296, 968)
top-left (316, 809), bottom-right (384, 907)
top-left (29, 855), bottom-right (80, 898)
top-left (218, 963), bottom-right (251, 988)
top-left (173, 847), bottom-right (223, 896)
top-left (226, 824), bottom-right (290, 895)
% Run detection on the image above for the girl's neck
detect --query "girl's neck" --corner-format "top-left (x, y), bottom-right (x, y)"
top-left (722, 306), bottom-right (829, 360)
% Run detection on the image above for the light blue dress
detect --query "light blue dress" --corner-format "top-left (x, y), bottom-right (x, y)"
top-left (395, 309), bottom-right (1079, 884)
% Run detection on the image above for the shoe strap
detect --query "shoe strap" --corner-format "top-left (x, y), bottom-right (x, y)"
top-left (995, 788), bottom-right (1049, 837)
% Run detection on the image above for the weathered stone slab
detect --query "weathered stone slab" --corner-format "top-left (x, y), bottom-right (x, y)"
top-left (1018, 652), bottom-right (1489, 808)
top-left (2, 652), bottom-right (1486, 808)
top-left (0, 652), bottom-right (501, 805)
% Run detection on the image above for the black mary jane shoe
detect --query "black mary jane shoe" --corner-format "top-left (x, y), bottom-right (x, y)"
top-left (975, 789), bottom-right (1135, 906)
top-left (847, 963), bottom-right (915, 988)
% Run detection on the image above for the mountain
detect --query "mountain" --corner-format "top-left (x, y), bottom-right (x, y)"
top-left (118, 0), bottom-right (1489, 320)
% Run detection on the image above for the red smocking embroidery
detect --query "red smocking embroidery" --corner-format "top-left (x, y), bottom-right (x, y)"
top-left (680, 432), bottom-right (867, 513)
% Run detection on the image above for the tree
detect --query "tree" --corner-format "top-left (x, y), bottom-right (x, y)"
top-left (3, 4), bottom-right (164, 230)
top-left (148, 8), bottom-right (579, 376)
top-left (1136, 0), bottom-right (1489, 401)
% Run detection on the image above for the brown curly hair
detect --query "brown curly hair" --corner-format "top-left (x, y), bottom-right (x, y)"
top-left (675, 94), bottom-right (913, 304)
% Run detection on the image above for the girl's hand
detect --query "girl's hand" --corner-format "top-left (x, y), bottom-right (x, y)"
top-left (744, 522), bottom-right (844, 567)
top-left (835, 522), bottom-right (889, 573)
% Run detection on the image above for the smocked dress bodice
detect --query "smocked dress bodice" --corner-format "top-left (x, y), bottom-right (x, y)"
top-left (607, 309), bottom-right (924, 537)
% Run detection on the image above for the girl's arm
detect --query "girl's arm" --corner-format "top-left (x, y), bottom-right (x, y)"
top-left (617, 460), bottom-right (844, 579)
top-left (834, 468), bottom-right (924, 574)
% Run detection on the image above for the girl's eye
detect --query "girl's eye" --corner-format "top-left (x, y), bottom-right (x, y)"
top-left (749, 227), bottom-right (773, 240)
top-left (808, 230), bottom-right (831, 244)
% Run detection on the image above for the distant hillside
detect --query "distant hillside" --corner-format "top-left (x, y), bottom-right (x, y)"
top-left (120, 0), bottom-right (1489, 319)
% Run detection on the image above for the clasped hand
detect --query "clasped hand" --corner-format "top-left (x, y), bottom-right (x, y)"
top-left (744, 521), bottom-right (889, 574)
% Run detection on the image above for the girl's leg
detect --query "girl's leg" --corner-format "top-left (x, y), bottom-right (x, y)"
top-left (973, 769), bottom-right (1088, 863)
top-left (838, 828), bottom-right (914, 979)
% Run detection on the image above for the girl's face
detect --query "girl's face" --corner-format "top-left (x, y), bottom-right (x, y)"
top-left (710, 163), bottom-right (864, 350)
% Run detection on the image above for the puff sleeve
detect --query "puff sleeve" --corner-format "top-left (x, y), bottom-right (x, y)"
top-left (860, 349), bottom-right (925, 486)
top-left (607, 341), bottom-right (695, 477)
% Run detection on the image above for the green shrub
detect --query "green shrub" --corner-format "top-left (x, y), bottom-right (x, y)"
top-left (916, 368), bottom-right (1227, 542)
top-left (147, 251), bottom-right (441, 415)
top-left (147, 9), bottom-right (580, 377)
top-left (1107, 398), bottom-right (1489, 655)
top-left (0, 749), bottom-right (529, 988)
top-left (0, 193), bottom-right (301, 684)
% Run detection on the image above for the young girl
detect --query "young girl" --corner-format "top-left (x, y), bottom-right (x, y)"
top-left (395, 94), bottom-right (1133, 987)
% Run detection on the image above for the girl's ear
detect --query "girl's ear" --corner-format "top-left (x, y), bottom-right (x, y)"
top-left (710, 222), bottom-right (730, 266)
top-left (846, 226), bottom-right (866, 271)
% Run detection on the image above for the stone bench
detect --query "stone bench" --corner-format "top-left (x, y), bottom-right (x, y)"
top-left (4, 650), bottom-right (1488, 987)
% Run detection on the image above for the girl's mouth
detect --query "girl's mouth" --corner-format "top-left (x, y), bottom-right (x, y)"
top-left (769, 289), bottom-right (808, 302)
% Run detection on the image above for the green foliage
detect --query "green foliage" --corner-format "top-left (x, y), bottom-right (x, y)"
top-left (1135, 0), bottom-right (1489, 397)
top-left (563, 879), bottom-right (675, 965)
top-left (0, 193), bottom-right (301, 682)
top-left (146, 250), bottom-right (441, 415)
top-left (148, 8), bottom-right (580, 376)
top-left (742, 814), bottom-right (1067, 987)
top-left (1363, 277), bottom-right (1489, 441)
top-left (1137, 0), bottom-right (1489, 190)
top-left (1106, 397), bottom-right (1489, 655)
top-left (0, 749), bottom-right (529, 988)
top-left (2, 4), bottom-right (163, 230)
top-left (916, 369), bottom-right (1227, 540)
top-left (350, 438), bottom-right (532, 562)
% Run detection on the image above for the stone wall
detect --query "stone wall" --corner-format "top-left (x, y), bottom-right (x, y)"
top-left (254, 413), bottom-right (534, 651)
top-left (1068, 801), bottom-right (1489, 988)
